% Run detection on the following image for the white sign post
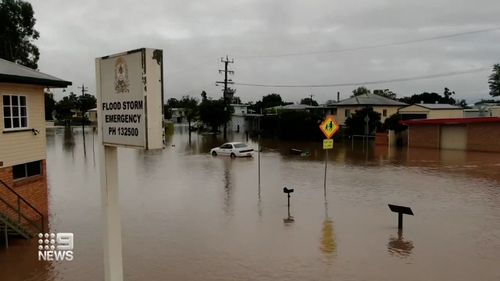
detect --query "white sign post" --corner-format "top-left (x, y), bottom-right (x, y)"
top-left (95, 48), bottom-right (164, 281)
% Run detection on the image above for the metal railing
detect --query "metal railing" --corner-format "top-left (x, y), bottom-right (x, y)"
top-left (0, 179), bottom-right (44, 236)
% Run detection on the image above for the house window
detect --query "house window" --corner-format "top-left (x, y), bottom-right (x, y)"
top-left (331, 108), bottom-right (338, 115)
top-left (383, 109), bottom-right (387, 117)
top-left (12, 160), bottom-right (42, 180)
top-left (345, 109), bottom-right (351, 117)
top-left (3, 95), bottom-right (28, 130)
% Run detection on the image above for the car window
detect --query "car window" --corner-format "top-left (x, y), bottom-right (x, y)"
top-left (220, 144), bottom-right (232, 149)
top-left (233, 143), bottom-right (247, 148)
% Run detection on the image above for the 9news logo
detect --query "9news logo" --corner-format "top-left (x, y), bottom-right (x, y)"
top-left (37, 233), bottom-right (74, 261)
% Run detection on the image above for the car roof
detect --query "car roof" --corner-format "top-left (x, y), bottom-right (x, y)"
top-left (225, 142), bottom-right (245, 145)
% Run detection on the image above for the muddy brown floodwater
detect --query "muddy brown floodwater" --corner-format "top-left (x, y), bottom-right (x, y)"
top-left (1, 125), bottom-right (499, 281)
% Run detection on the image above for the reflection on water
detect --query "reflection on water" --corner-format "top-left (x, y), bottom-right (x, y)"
top-left (320, 218), bottom-right (336, 255)
top-left (1, 125), bottom-right (500, 281)
top-left (320, 194), bottom-right (336, 258)
top-left (62, 126), bottom-right (74, 152)
top-left (388, 230), bottom-right (414, 258)
top-left (223, 159), bottom-right (233, 216)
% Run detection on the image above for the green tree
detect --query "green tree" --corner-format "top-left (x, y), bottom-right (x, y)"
top-left (0, 0), bottom-right (40, 69)
top-left (398, 88), bottom-right (458, 105)
top-left (382, 113), bottom-right (406, 132)
top-left (77, 93), bottom-right (96, 113)
top-left (54, 92), bottom-right (78, 125)
top-left (488, 63), bottom-right (500, 97)
top-left (249, 93), bottom-right (285, 113)
top-left (352, 86), bottom-right (370, 96)
top-left (199, 98), bottom-right (231, 132)
top-left (373, 89), bottom-right (397, 100)
top-left (344, 107), bottom-right (382, 136)
top-left (178, 95), bottom-right (199, 132)
top-left (300, 97), bottom-right (318, 106)
top-left (44, 91), bottom-right (56, 120)
top-left (166, 98), bottom-right (180, 108)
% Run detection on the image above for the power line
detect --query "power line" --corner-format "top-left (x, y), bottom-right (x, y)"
top-left (234, 66), bottom-right (490, 88)
top-left (238, 27), bottom-right (500, 59)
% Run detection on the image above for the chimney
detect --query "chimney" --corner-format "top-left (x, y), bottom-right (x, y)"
top-left (337, 92), bottom-right (340, 102)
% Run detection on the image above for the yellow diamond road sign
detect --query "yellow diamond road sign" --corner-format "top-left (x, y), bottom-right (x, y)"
top-left (319, 115), bottom-right (340, 139)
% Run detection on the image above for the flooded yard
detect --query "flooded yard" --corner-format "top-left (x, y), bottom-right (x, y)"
top-left (1, 125), bottom-right (499, 281)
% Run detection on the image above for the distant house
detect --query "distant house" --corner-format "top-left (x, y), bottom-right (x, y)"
top-left (86, 108), bottom-right (97, 124)
top-left (264, 104), bottom-right (333, 116)
top-left (398, 103), bottom-right (463, 120)
top-left (0, 58), bottom-right (71, 238)
top-left (230, 104), bottom-right (249, 132)
top-left (332, 93), bottom-right (407, 125)
top-left (171, 108), bottom-right (187, 123)
top-left (463, 103), bottom-right (500, 118)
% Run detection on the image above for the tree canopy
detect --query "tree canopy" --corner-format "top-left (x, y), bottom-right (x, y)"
top-left (249, 93), bottom-right (286, 113)
top-left (199, 98), bottom-right (231, 132)
top-left (344, 107), bottom-right (382, 136)
top-left (488, 64), bottom-right (500, 97)
top-left (352, 86), bottom-right (370, 96)
top-left (373, 89), bottom-right (397, 100)
top-left (300, 97), bottom-right (318, 106)
top-left (398, 88), bottom-right (460, 105)
top-left (0, 0), bottom-right (40, 69)
top-left (54, 93), bottom-right (78, 123)
top-left (44, 92), bottom-right (55, 120)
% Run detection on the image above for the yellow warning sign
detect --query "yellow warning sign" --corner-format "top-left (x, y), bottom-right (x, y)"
top-left (323, 139), bottom-right (333, 149)
top-left (319, 115), bottom-right (340, 139)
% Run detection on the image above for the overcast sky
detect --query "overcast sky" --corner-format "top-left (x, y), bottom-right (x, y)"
top-left (31, 0), bottom-right (500, 104)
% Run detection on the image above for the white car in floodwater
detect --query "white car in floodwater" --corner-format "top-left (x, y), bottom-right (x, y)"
top-left (210, 142), bottom-right (254, 158)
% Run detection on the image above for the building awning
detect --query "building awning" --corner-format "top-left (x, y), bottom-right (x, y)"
top-left (0, 58), bottom-right (71, 88)
top-left (401, 117), bottom-right (500, 126)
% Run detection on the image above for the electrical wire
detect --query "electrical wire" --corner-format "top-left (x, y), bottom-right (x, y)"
top-left (234, 66), bottom-right (490, 88)
top-left (238, 27), bottom-right (500, 59)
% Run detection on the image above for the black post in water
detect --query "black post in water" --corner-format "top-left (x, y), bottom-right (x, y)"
top-left (283, 187), bottom-right (294, 222)
top-left (388, 204), bottom-right (414, 230)
top-left (323, 150), bottom-right (328, 195)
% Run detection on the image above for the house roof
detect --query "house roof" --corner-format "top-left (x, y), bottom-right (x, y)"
top-left (266, 104), bottom-right (331, 111)
top-left (412, 103), bottom-right (461, 110)
top-left (336, 93), bottom-right (407, 106)
top-left (401, 117), bottom-right (500, 126)
top-left (0, 58), bottom-right (71, 88)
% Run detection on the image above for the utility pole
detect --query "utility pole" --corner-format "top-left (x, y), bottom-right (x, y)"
top-left (309, 94), bottom-right (314, 106)
top-left (78, 83), bottom-right (89, 154)
top-left (216, 55), bottom-right (234, 139)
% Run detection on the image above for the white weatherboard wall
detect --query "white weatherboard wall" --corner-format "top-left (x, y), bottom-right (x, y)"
top-left (96, 48), bottom-right (164, 150)
top-left (0, 84), bottom-right (46, 167)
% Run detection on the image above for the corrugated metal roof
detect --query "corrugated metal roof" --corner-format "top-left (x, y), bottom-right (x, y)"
top-left (0, 58), bottom-right (71, 87)
top-left (336, 93), bottom-right (407, 106)
top-left (402, 117), bottom-right (500, 126)
top-left (416, 103), bottom-right (461, 109)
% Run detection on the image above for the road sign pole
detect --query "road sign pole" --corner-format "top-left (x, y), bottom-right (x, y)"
top-left (324, 149), bottom-right (328, 195)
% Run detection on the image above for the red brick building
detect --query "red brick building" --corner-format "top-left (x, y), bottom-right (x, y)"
top-left (402, 117), bottom-right (500, 152)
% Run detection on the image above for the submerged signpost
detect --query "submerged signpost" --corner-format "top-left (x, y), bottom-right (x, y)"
top-left (96, 48), bottom-right (164, 281)
top-left (319, 116), bottom-right (340, 193)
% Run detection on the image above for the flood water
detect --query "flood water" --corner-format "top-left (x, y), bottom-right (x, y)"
top-left (1, 125), bottom-right (500, 281)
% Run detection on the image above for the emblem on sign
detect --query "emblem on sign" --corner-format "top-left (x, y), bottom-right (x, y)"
top-left (114, 57), bottom-right (130, 94)
top-left (319, 115), bottom-right (340, 139)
